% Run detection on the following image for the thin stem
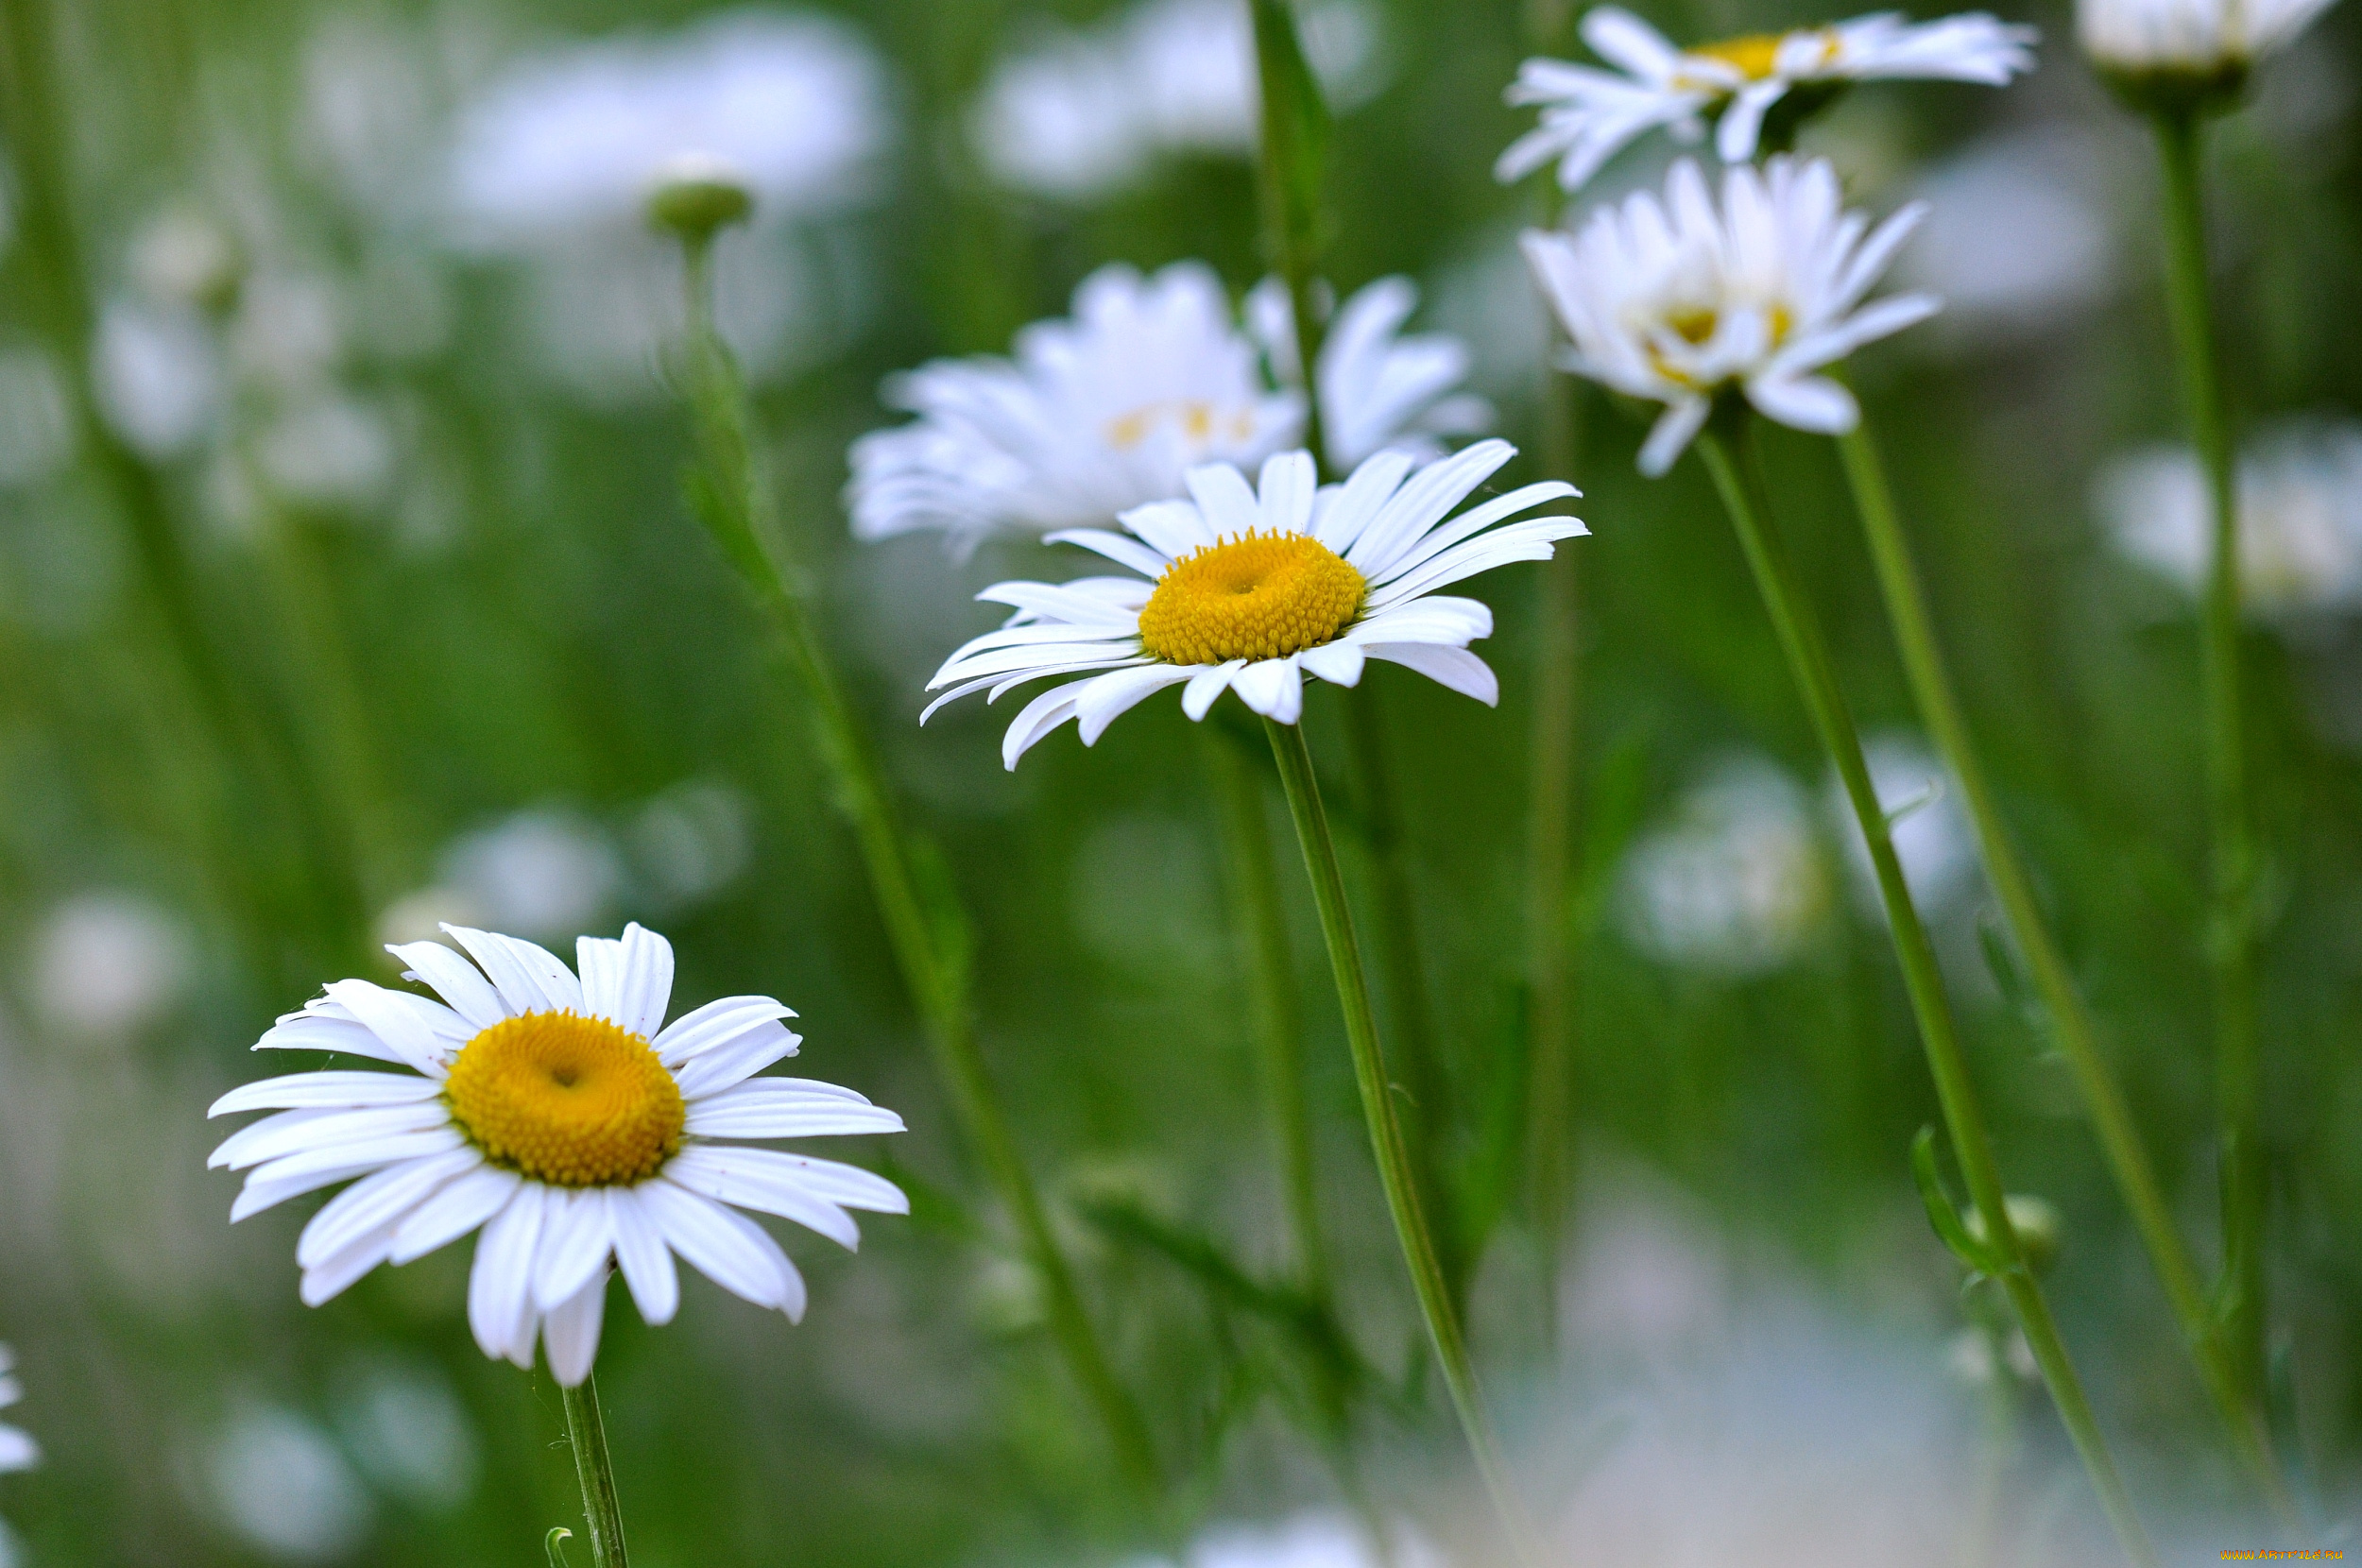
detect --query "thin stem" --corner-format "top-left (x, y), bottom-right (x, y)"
top-left (1697, 424), bottom-right (2156, 1568)
top-left (560, 1375), bottom-right (629, 1568)
top-left (2152, 107), bottom-right (2267, 1423)
top-left (1837, 418), bottom-right (2290, 1514)
top-left (1210, 733), bottom-right (1331, 1300)
top-left (672, 238), bottom-right (1159, 1494)
top-left (1262, 716), bottom-right (1541, 1568)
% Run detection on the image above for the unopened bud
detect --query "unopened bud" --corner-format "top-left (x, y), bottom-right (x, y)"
top-left (1967, 1194), bottom-right (2062, 1276)
top-left (646, 154), bottom-right (754, 244)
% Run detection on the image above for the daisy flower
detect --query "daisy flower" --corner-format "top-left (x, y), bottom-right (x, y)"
top-left (848, 263), bottom-right (1487, 555)
top-left (207, 922), bottom-right (907, 1387)
top-left (0, 1344), bottom-right (35, 1478)
top-left (2079, 0), bottom-right (2341, 80)
top-left (1497, 5), bottom-right (2037, 191)
top-left (1521, 156), bottom-right (1940, 476)
top-left (921, 442), bottom-right (1583, 766)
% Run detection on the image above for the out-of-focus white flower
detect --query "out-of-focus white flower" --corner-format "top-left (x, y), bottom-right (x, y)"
top-left (0, 1344), bottom-right (37, 1476)
top-left (205, 1404), bottom-right (371, 1560)
top-left (1825, 734), bottom-right (1979, 920)
top-left (31, 893), bottom-right (196, 1041)
top-left (335, 1362), bottom-right (479, 1509)
top-left (376, 887), bottom-right (490, 951)
top-left (437, 808), bottom-right (623, 942)
top-left (129, 206), bottom-right (243, 315)
top-left (849, 263), bottom-right (1487, 554)
top-left (1523, 156), bottom-right (1939, 476)
top-left (254, 395), bottom-right (397, 513)
top-left (923, 445), bottom-right (1582, 763)
top-left (627, 781), bottom-right (754, 909)
top-left (208, 923), bottom-right (908, 1385)
top-left (2097, 422), bottom-right (2362, 619)
top-left (2079, 0), bottom-right (2341, 79)
top-left (1172, 1511), bottom-right (1440, 1568)
top-left (228, 273), bottom-right (349, 394)
top-left (1619, 758), bottom-right (1833, 974)
top-left (94, 300), bottom-right (223, 458)
top-left (1498, 6), bottom-right (2035, 192)
top-left (1245, 276), bottom-right (1495, 469)
top-left (0, 349), bottom-right (74, 490)
top-left (448, 9), bottom-right (889, 245)
top-left (1890, 126), bottom-right (2117, 339)
top-left (970, 0), bottom-right (1383, 200)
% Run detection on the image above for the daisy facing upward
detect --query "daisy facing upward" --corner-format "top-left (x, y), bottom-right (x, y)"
top-left (1497, 5), bottom-right (2036, 191)
top-left (921, 441), bottom-right (1583, 764)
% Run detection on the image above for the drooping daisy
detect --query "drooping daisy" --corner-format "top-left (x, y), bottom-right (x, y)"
top-left (2078, 0), bottom-right (2341, 82)
top-left (922, 442), bottom-right (1583, 765)
top-left (847, 263), bottom-right (1487, 554)
top-left (208, 923), bottom-right (907, 1386)
top-left (1497, 6), bottom-right (2037, 192)
top-left (0, 1344), bottom-right (36, 1478)
top-left (1521, 156), bottom-right (1940, 476)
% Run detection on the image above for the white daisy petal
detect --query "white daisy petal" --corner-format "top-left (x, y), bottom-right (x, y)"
top-left (684, 1080), bottom-right (907, 1140)
top-left (1181, 659), bottom-right (1247, 721)
top-left (532, 1186), bottom-right (618, 1312)
top-left (296, 1148), bottom-right (483, 1270)
top-left (209, 1070), bottom-right (441, 1118)
top-left (254, 1007), bottom-right (408, 1064)
top-left (300, 1222), bottom-right (404, 1308)
top-left (319, 980), bottom-right (461, 1078)
top-left (214, 1106), bottom-right (455, 1173)
top-left (468, 1185), bottom-right (549, 1364)
top-left (666, 1145), bottom-right (870, 1251)
top-left (386, 940), bottom-right (508, 1030)
top-left (606, 1186), bottom-right (681, 1326)
top-left (1365, 642), bottom-right (1501, 706)
top-left (671, 1021), bottom-right (804, 1101)
top-left (391, 1166), bottom-right (524, 1265)
top-left (652, 997), bottom-right (796, 1067)
top-left (1230, 658), bottom-right (1306, 724)
top-left (541, 1270), bottom-right (609, 1388)
top-left (1043, 528), bottom-right (1174, 579)
top-left (1076, 665), bottom-right (1197, 744)
top-left (638, 1180), bottom-right (802, 1315)
top-left (441, 926), bottom-right (585, 1016)
top-left (1001, 676), bottom-right (1101, 769)
top-left (1299, 641), bottom-right (1367, 688)
top-left (1639, 398), bottom-right (1714, 477)
top-left (728, 1152), bottom-right (911, 1215)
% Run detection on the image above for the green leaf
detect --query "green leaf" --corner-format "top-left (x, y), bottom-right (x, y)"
top-left (1911, 1127), bottom-right (2004, 1277)
top-left (544, 1527), bottom-right (575, 1568)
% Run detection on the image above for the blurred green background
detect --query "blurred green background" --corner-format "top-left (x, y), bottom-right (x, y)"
top-left (1, 0), bottom-right (2358, 1560)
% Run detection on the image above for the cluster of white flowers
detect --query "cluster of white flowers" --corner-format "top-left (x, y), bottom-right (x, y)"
top-left (970, 0), bottom-right (1383, 200)
top-left (848, 261), bottom-right (1488, 556)
top-left (2097, 421), bottom-right (2362, 620)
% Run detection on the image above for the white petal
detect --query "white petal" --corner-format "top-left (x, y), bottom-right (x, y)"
top-left (1256, 451), bottom-right (1319, 536)
top-left (1229, 658), bottom-right (1305, 724)
top-left (638, 1180), bottom-right (802, 1316)
top-left (1181, 659), bottom-right (1246, 721)
top-left (211, 1102), bottom-right (453, 1171)
top-left (319, 980), bottom-right (459, 1078)
top-left (684, 1080), bottom-right (907, 1140)
top-left (300, 1221), bottom-right (403, 1307)
top-left (385, 940), bottom-right (506, 1030)
top-left (441, 927), bottom-right (585, 1016)
top-left (1076, 665), bottom-right (1195, 745)
top-left (607, 1186), bottom-right (680, 1326)
top-left (532, 1186), bottom-right (617, 1312)
top-left (576, 923), bottom-right (674, 1039)
top-left (672, 1021), bottom-right (803, 1101)
top-left (1716, 80), bottom-right (1786, 162)
top-left (666, 1146), bottom-right (867, 1251)
top-left (1365, 642), bottom-right (1500, 705)
top-left (1299, 641), bottom-right (1367, 688)
top-left (542, 1270), bottom-right (608, 1388)
top-left (297, 1148), bottom-right (482, 1269)
top-left (1638, 398), bottom-right (1712, 477)
top-left (1042, 528), bottom-right (1170, 579)
top-left (1747, 373), bottom-right (1858, 434)
top-left (391, 1165), bottom-right (523, 1265)
top-left (1182, 463), bottom-right (1264, 540)
top-left (724, 1152), bottom-right (911, 1215)
top-left (254, 1008), bottom-right (407, 1064)
top-left (1000, 676), bottom-right (1097, 769)
top-left (210, 1070), bottom-right (439, 1117)
top-left (651, 996), bottom-right (796, 1066)
top-left (468, 1185), bottom-right (548, 1365)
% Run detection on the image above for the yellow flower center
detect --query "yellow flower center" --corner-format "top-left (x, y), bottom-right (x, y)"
top-left (1104, 400), bottom-right (1258, 452)
top-left (1690, 31), bottom-right (1786, 78)
top-left (1136, 531), bottom-right (1365, 667)
top-left (443, 1011), bottom-right (685, 1187)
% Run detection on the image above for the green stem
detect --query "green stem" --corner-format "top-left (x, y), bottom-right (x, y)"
top-left (1262, 716), bottom-right (1541, 1568)
top-left (673, 239), bottom-right (1159, 1495)
top-left (1210, 733), bottom-right (1331, 1300)
top-left (1837, 418), bottom-right (2290, 1514)
top-left (559, 1376), bottom-right (629, 1568)
top-left (1696, 424), bottom-right (2155, 1568)
top-left (2152, 108), bottom-right (2266, 1423)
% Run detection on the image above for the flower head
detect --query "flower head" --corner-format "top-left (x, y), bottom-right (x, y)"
top-left (921, 442), bottom-right (1583, 766)
top-left (1522, 156), bottom-right (1940, 475)
top-left (208, 923), bottom-right (908, 1386)
top-left (848, 263), bottom-right (1486, 554)
top-left (1618, 757), bottom-right (1833, 974)
top-left (2097, 422), bottom-right (2362, 620)
top-left (1498, 6), bottom-right (2036, 192)
top-left (0, 1345), bottom-right (36, 1479)
top-left (2078, 0), bottom-right (2339, 93)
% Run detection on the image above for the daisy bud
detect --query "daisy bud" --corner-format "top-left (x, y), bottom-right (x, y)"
top-left (2077, 0), bottom-right (2338, 113)
top-left (646, 154), bottom-right (755, 245)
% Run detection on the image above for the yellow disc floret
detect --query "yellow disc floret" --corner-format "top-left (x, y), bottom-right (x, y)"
top-left (443, 1011), bottom-right (685, 1186)
top-left (1136, 530), bottom-right (1365, 667)
top-left (1690, 31), bottom-right (1787, 78)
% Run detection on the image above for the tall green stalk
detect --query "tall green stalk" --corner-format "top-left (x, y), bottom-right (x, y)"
top-left (1210, 734), bottom-right (1331, 1301)
top-left (1696, 422), bottom-right (2155, 1568)
top-left (1248, 0), bottom-right (1463, 1305)
top-left (668, 234), bottom-right (1159, 1494)
top-left (2151, 107), bottom-right (2267, 1424)
top-left (559, 1375), bottom-right (630, 1568)
top-left (1837, 419), bottom-right (2289, 1512)
top-left (1262, 718), bottom-right (1541, 1567)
